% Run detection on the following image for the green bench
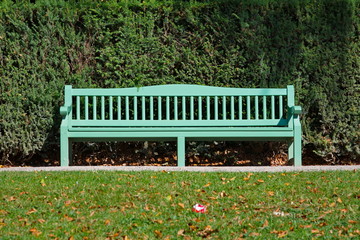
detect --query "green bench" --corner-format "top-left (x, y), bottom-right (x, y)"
top-left (60, 84), bottom-right (302, 167)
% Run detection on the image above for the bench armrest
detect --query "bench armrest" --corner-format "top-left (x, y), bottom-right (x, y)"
top-left (289, 106), bottom-right (302, 115)
top-left (60, 105), bottom-right (71, 117)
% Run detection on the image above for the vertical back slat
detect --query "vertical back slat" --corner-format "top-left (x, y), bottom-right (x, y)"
top-left (255, 96), bottom-right (259, 120)
top-left (166, 96), bottom-right (170, 120)
top-left (142, 96), bottom-right (145, 120)
top-left (206, 96), bottom-right (210, 120)
top-left (158, 96), bottom-right (162, 120)
top-left (117, 96), bottom-right (121, 120)
top-left (109, 96), bottom-right (113, 120)
top-left (222, 96), bottom-right (226, 120)
top-left (76, 96), bottom-right (80, 120)
top-left (279, 96), bottom-right (283, 118)
top-left (85, 96), bottom-right (89, 120)
top-left (101, 96), bottom-right (105, 120)
top-left (198, 96), bottom-right (202, 120)
top-left (263, 96), bottom-right (267, 119)
top-left (271, 95), bottom-right (275, 119)
top-left (93, 96), bottom-right (97, 120)
top-left (214, 96), bottom-right (218, 120)
top-left (126, 96), bottom-right (129, 120)
top-left (174, 96), bottom-right (178, 120)
top-left (150, 96), bottom-right (154, 120)
top-left (231, 96), bottom-right (234, 120)
top-left (190, 96), bottom-right (194, 120)
top-left (182, 96), bottom-right (186, 120)
top-left (239, 96), bottom-right (242, 120)
top-left (133, 97), bottom-right (137, 120)
top-left (247, 96), bottom-right (251, 120)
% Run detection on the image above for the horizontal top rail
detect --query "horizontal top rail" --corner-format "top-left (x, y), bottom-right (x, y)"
top-left (70, 84), bottom-right (288, 97)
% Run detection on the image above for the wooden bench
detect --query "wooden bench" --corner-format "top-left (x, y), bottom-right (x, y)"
top-left (60, 85), bottom-right (302, 167)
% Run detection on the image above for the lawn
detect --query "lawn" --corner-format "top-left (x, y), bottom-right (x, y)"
top-left (0, 170), bottom-right (359, 239)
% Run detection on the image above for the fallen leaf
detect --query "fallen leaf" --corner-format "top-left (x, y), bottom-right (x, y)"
top-left (262, 220), bottom-right (269, 228)
top-left (337, 197), bottom-right (343, 204)
top-left (177, 229), bottom-right (185, 236)
top-left (30, 228), bottom-right (42, 236)
top-left (267, 191), bottom-right (275, 196)
top-left (154, 230), bottom-right (162, 238)
top-left (26, 208), bottom-right (37, 215)
top-left (64, 215), bottom-right (74, 222)
top-left (37, 219), bottom-right (46, 224)
top-left (257, 179), bottom-right (264, 183)
top-left (153, 219), bottom-right (163, 224)
top-left (104, 219), bottom-right (111, 225)
top-left (203, 182), bottom-right (211, 187)
top-left (178, 203), bottom-right (185, 209)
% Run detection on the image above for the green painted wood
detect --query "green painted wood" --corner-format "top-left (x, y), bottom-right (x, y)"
top-left (101, 96), bottom-right (105, 120)
top-left (247, 96), bottom-right (251, 120)
top-left (231, 96), bottom-right (235, 120)
top-left (60, 84), bottom-right (302, 167)
top-left (174, 96), bottom-right (178, 120)
top-left (109, 96), bottom-right (113, 120)
top-left (190, 96), bottom-right (194, 120)
top-left (126, 96), bottom-right (129, 120)
top-left (222, 96), bottom-right (226, 120)
top-left (76, 96), bottom-right (80, 120)
top-left (198, 96), bottom-right (202, 120)
top-left (255, 96), bottom-right (259, 120)
top-left (182, 96), bottom-right (186, 120)
top-left (158, 96), bottom-right (162, 120)
top-left (150, 96), bottom-right (154, 120)
top-left (214, 96), bottom-right (218, 120)
top-left (166, 96), bottom-right (170, 120)
top-left (134, 97), bottom-right (137, 120)
top-left (68, 130), bottom-right (294, 139)
top-left (263, 96), bottom-right (267, 120)
top-left (142, 96), bottom-right (146, 120)
top-left (117, 96), bottom-right (121, 120)
top-left (177, 136), bottom-right (185, 167)
top-left (85, 96), bottom-right (89, 120)
top-left (93, 96), bottom-right (97, 120)
top-left (239, 96), bottom-right (242, 120)
top-left (71, 85), bottom-right (287, 96)
top-left (70, 119), bottom-right (289, 127)
top-left (271, 95), bottom-right (275, 119)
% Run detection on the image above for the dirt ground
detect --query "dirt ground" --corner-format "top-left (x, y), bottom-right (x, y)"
top-left (6, 141), bottom-right (358, 167)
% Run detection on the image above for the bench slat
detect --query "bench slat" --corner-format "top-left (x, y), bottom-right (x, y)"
top-left (71, 85), bottom-right (288, 96)
top-left (70, 119), bottom-right (288, 127)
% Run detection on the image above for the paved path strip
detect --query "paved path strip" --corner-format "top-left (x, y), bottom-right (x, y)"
top-left (0, 165), bottom-right (359, 172)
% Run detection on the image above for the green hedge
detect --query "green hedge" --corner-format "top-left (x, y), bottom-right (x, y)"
top-left (0, 0), bottom-right (359, 164)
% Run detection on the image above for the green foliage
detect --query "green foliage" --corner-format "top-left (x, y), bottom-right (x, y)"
top-left (0, 0), bottom-right (359, 163)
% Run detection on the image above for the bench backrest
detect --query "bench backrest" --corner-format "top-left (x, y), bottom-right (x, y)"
top-left (63, 85), bottom-right (296, 127)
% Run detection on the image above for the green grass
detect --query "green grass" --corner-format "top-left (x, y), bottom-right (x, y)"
top-left (0, 170), bottom-right (359, 239)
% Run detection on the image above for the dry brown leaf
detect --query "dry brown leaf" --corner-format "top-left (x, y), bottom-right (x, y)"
top-left (178, 203), bottom-right (185, 209)
top-left (177, 229), bottom-right (185, 236)
top-left (26, 208), bottom-right (37, 215)
top-left (154, 230), bottom-right (162, 238)
top-left (30, 228), bottom-right (42, 237)
top-left (37, 219), bottom-right (46, 224)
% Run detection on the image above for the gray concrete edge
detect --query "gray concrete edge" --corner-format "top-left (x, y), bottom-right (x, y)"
top-left (0, 165), bottom-right (359, 172)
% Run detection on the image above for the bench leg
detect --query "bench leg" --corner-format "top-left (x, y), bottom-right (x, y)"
top-left (177, 137), bottom-right (185, 167)
top-left (60, 135), bottom-right (71, 167)
top-left (288, 138), bottom-right (302, 167)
